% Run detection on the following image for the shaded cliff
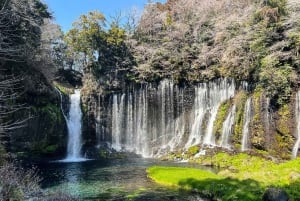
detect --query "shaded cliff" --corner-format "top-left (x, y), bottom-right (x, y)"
top-left (6, 66), bottom-right (68, 159)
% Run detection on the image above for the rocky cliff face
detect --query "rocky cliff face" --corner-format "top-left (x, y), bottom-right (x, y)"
top-left (81, 78), bottom-right (298, 160)
top-left (7, 68), bottom-right (68, 160)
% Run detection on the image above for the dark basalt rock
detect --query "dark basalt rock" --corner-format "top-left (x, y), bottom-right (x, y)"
top-left (263, 188), bottom-right (289, 201)
top-left (55, 69), bottom-right (83, 87)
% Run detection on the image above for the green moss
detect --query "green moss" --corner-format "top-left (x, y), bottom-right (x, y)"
top-left (30, 141), bottom-right (60, 156)
top-left (251, 88), bottom-right (265, 150)
top-left (147, 165), bottom-right (261, 201)
top-left (214, 100), bottom-right (231, 141)
top-left (126, 188), bottom-right (146, 200)
top-left (274, 104), bottom-right (294, 159)
top-left (148, 153), bottom-right (300, 201)
top-left (39, 104), bottom-right (62, 123)
top-left (43, 144), bottom-right (59, 154)
top-left (147, 166), bottom-right (221, 187)
top-left (99, 149), bottom-right (109, 158)
top-left (277, 104), bottom-right (291, 136)
top-left (82, 103), bottom-right (88, 115)
top-left (163, 151), bottom-right (186, 161)
top-left (53, 81), bottom-right (73, 95)
top-left (233, 91), bottom-right (248, 147)
top-left (187, 146), bottom-right (200, 156)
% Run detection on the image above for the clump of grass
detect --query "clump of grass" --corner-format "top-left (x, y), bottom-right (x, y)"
top-left (147, 153), bottom-right (300, 201)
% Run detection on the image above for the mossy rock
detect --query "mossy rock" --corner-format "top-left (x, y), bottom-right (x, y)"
top-left (251, 88), bottom-right (266, 150)
top-left (187, 146), bottom-right (200, 156)
top-left (53, 81), bottom-right (74, 95)
top-left (276, 104), bottom-right (292, 136)
top-left (233, 91), bottom-right (248, 146)
top-left (273, 103), bottom-right (294, 159)
top-left (43, 144), bottom-right (59, 155)
top-left (214, 100), bottom-right (232, 141)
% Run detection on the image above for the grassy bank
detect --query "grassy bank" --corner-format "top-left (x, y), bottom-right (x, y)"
top-left (147, 153), bottom-right (300, 201)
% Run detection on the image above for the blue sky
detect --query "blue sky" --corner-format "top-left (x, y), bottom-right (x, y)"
top-left (44, 0), bottom-right (166, 32)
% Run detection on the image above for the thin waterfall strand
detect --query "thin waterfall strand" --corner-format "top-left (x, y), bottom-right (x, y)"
top-left (54, 87), bottom-right (67, 120)
top-left (241, 98), bottom-right (252, 151)
top-left (203, 79), bottom-right (236, 145)
top-left (292, 91), bottom-right (300, 159)
top-left (185, 87), bottom-right (206, 148)
top-left (220, 104), bottom-right (236, 149)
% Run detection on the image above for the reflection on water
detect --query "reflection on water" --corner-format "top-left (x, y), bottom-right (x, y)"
top-left (36, 157), bottom-right (210, 200)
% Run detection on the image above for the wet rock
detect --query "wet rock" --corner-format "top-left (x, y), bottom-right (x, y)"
top-left (262, 188), bottom-right (289, 201)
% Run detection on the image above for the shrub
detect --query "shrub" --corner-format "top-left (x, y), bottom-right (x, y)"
top-left (0, 162), bottom-right (79, 201)
top-left (0, 163), bottom-right (41, 201)
top-left (259, 55), bottom-right (295, 105)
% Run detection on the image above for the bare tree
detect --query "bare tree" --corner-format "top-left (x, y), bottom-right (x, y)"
top-left (110, 10), bottom-right (123, 27)
top-left (124, 7), bottom-right (141, 35)
top-left (0, 74), bottom-right (27, 136)
top-left (32, 18), bottom-right (65, 81)
top-left (138, 2), bottom-right (167, 39)
top-left (0, 0), bottom-right (50, 144)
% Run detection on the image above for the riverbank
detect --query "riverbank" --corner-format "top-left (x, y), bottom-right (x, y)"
top-left (147, 153), bottom-right (300, 201)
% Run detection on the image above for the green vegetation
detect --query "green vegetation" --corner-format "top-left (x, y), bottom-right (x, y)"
top-left (44, 144), bottom-right (59, 154)
top-left (251, 88), bottom-right (266, 150)
top-left (187, 146), bottom-right (200, 156)
top-left (39, 103), bottom-right (63, 123)
top-left (0, 163), bottom-right (79, 201)
top-left (214, 100), bottom-right (231, 141)
top-left (148, 153), bottom-right (300, 201)
top-left (148, 166), bottom-right (220, 187)
top-left (259, 55), bottom-right (296, 105)
top-left (233, 92), bottom-right (248, 146)
top-left (64, 10), bottom-right (135, 88)
top-left (53, 81), bottom-right (74, 95)
top-left (274, 104), bottom-right (294, 159)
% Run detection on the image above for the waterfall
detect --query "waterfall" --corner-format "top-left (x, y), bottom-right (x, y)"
top-left (96, 79), bottom-right (236, 157)
top-left (292, 91), bottom-right (300, 159)
top-left (107, 80), bottom-right (180, 157)
top-left (265, 97), bottom-right (271, 134)
top-left (61, 89), bottom-right (86, 162)
top-left (54, 87), bottom-right (67, 120)
top-left (220, 104), bottom-right (236, 149)
top-left (241, 97), bottom-right (252, 151)
top-left (185, 86), bottom-right (206, 148)
top-left (203, 79), bottom-right (236, 145)
top-left (112, 94), bottom-right (125, 151)
top-left (96, 94), bottom-right (105, 147)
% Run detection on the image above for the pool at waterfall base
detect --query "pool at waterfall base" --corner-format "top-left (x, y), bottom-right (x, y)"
top-left (36, 157), bottom-right (210, 200)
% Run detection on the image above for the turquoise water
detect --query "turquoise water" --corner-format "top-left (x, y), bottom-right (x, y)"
top-left (36, 157), bottom-right (209, 200)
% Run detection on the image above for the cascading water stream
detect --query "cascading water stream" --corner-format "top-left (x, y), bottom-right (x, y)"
top-left (292, 91), bottom-right (300, 159)
top-left (98, 79), bottom-right (237, 157)
top-left (220, 104), bottom-right (236, 149)
top-left (185, 87), bottom-right (206, 148)
top-left (54, 87), bottom-right (67, 120)
top-left (203, 80), bottom-right (236, 145)
top-left (241, 97), bottom-right (252, 151)
top-left (60, 89), bottom-right (87, 162)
